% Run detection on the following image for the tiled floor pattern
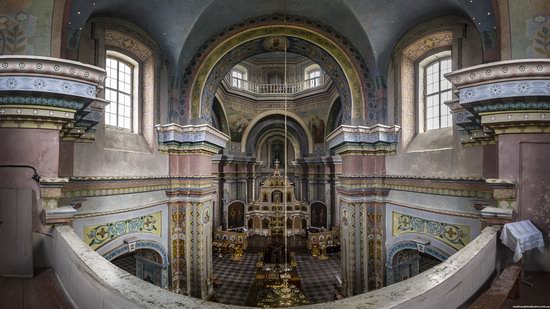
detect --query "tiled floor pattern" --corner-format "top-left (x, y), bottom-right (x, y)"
top-left (295, 253), bottom-right (342, 304)
top-left (212, 250), bottom-right (341, 306)
top-left (212, 252), bottom-right (259, 305)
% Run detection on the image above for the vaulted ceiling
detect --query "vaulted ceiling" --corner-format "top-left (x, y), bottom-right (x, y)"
top-left (68, 0), bottom-right (496, 76)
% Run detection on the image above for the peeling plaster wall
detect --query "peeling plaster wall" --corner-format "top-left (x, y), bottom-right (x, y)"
top-left (386, 127), bottom-right (483, 178)
top-left (69, 18), bottom-right (170, 177)
top-left (385, 18), bottom-right (484, 178)
top-left (73, 126), bottom-right (168, 177)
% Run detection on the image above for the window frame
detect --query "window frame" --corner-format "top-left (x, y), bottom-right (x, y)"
top-left (105, 50), bottom-right (140, 133)
top-left (230, 64), bottom-right (248, 89)
top-left (416, 49), bottom-right (453, 133)
top-left (304, 64), bottom-right (322, 89)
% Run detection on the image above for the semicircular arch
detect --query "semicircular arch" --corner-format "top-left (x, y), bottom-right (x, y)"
top-left (177, 17), bottom-right (377, 126)
top-left (241, 110), bottom-right (313, 154)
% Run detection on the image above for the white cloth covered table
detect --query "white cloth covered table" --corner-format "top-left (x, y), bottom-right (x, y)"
top-left (500, 220), bottom-right (545, 262)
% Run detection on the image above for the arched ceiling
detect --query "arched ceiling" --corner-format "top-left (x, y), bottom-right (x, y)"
top-left (68, 0), bottom-right (496, 76)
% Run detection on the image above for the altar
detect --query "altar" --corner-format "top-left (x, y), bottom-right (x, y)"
top-left (246, 160), bottom-right (309, 236)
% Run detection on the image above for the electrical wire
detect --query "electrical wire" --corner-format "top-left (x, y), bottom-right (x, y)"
top-left (283, 0), bottom-right (289, 272)
top-left (0, 165), bottom-right (41, 182)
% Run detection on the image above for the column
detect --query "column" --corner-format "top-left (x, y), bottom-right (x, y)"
top-left (326, 124), bottom-right (399, 295)
top-left (156, 123), bottom-right (228, 299)
top-left (0, 56), bottom-right (106, 276)
top-left (447, 60), bottom-right (550, 253)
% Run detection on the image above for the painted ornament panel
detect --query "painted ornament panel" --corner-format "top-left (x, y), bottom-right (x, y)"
top-left (84, 211), bottom-right (162, 250)
top-left (392, 212), bottom-right (471, 251)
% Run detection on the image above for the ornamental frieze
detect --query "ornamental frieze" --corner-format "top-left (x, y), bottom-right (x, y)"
top-left (83, 211), bottom-right (162, 250)
top-left (392, 211), bottom-right (471, 250)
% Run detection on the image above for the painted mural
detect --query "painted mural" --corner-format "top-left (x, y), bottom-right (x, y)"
top-left (392, 211), bottom-right (471, 251)
top-left (510, 0), bottom-right (550, 59)
top-left (0, 0), bottom-right (54, 56)
top-left (308, 115), bottom-right (325, 144)
top-left (230, 116), bottom-right (251, 142)
top-left (84, 211), bottom-right (162, 250)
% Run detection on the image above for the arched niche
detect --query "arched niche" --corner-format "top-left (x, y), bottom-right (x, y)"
top-left (310, 201), bottom-right (328, 228)
top-left (326, 97), bottom-right (343, 137)
top-left (255, 129), bottom-right (300, 167)
top-left (212, 95), bottom-right (230, 136)
top-left (242, 111), bottom-right (313, 156)
top-left (103, 239), bottom-right (169, 289)
top-left (385, 240), bottom-right (450, 286)
top-left (227, 201), bottom-right (245, 229)
top-left (176, 16), bottom-right (376, 126)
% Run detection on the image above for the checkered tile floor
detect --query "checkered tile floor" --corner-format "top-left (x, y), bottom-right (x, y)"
top-left (212, 251), bottom-right (342, 306)
top-left (295, 253), bottom-right (341, 304)
top-left (212, 252), bottom-right (259, 305)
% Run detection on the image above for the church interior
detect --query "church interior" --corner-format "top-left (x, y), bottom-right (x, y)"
top-left (0, 0), bottom-right (550, 308)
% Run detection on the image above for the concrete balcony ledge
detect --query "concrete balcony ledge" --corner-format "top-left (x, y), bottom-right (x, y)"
top-left (48, 225), bottom-right (499, 309)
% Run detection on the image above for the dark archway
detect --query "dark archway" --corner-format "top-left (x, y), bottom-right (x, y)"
top-left (111, 249), bottom-right (164, 288)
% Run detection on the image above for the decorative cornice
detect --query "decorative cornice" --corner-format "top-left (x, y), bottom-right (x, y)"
top-left (0, 55), bottom-right (106, 85)
top-left (62, 176), bottom-right (216, 198)
top-left (445, 59), bottom-right (550, 88)
top-left (294, 156), bottom-right (342, 165)
top-left (446, 60), bottom-right (550, 137)
top-left (326, 124), bottom-right (400, 155)
top-left (211, 154), bottom-right (259, 165)
top-left (336, 175), bottom-right (492, 199)
top-left (156, 123), bottom-right (229, 155)
top-left (0, 56), bottom-right (107, 142)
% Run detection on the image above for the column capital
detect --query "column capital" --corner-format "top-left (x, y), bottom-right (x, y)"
top-left (156, 123), bottom-right (229, 155)
top-left (0, 55), bottom-right (107, 142)
top-left (325, 124), bottom-right (400, 156)
top-left (446, 59), bottom-right (550, 142)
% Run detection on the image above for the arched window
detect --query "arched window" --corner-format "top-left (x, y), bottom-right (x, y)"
top-left (231, 64), bottom-right (248, 88)
top-left (105, 50), bottom-right (139, 131)
top-left (304, 64), bottom-right (321, 89)
top-left (419, 52), bottom-right (452, 131)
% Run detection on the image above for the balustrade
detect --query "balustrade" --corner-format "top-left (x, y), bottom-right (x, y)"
top-left (224, 74), bottom-right (325, 95)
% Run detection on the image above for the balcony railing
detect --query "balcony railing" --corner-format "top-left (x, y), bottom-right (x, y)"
top-left (224, 75), bottom-right (325, 95)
